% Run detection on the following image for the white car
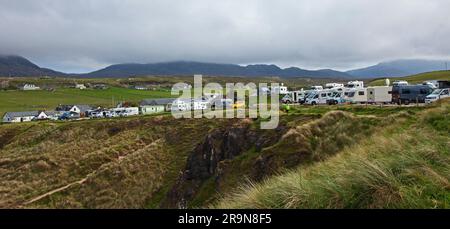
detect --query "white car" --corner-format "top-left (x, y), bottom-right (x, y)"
top-left (425, 88), bottom-right (449, 103)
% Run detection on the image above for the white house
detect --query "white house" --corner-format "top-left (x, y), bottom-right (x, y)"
top-left (140, 98), bottom-right (175, 114)
top-left (21, 84), bottom-right (40, 90)
top-left (2, 111), bottom-right (39, 123)
top-left (36, 111), bottom-right (62, 120)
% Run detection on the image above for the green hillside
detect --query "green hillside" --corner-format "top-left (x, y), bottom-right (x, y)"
top-left (369, 70), bottom-right (450, 86)
top-left (214, 100), bottom-right (450, 209)
top-left (0, 87), bottom-right (173, 117)
top-left (1, 101), bottom-right (448, 209)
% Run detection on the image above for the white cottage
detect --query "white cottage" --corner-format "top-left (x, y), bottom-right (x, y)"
top-left (2, 111), bottom-right (39, 123)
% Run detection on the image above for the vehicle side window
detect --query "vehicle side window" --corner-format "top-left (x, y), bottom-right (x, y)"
top-left (314, 95), bottom-right (319, 99)
top-left (321, 93), bottom-right (326, 97)
top-left (442, 90), bottom-right (449, 95)
top-left (402, 89), bottom-right (411, 94)
top-left (419, 89), bottom-right (429, 94)
top-left (358, 91), bottom-right (365, 96)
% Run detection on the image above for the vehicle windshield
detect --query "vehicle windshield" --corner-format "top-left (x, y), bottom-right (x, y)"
top-left (347, 84), bottom-right (355, 88)
top-left (431, 89), bottom-right (442, 95)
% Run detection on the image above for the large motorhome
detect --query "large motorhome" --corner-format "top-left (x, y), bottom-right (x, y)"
top-left (304, 89), bottom-right (335, 105)
top-left (325, 83), bottom-right (344, 89)
top-left (367, 86), bottom-right (393, 104)
top-left (281, 90), bottom-right (307, 104)
top-left (391, 85), bottom-right (433, 105)
top-left (346, 81), bottom-right (364, 89)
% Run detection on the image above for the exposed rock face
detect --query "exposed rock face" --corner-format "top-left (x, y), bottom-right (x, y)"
top-left (162, 120), bottom-right (286, 208)
top-left (162, 112), bottom-right (373, 208)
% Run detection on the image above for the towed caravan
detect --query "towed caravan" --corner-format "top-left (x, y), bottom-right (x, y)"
top-left (367, 86), bottom-right (393, 104)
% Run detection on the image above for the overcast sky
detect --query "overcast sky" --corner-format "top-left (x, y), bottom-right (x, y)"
top-left (0, 0), bottom-right (449, 73)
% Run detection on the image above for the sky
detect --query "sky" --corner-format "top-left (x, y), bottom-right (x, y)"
top-left (0, 0), bottom-right (449, 73)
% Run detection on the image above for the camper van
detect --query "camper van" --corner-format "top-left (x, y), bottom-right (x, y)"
top-left (367, 86), bottom-right (393, 104)
top-left (325, 83), bottom-right (344, 89)
top-left (425, 88), bottom-right (450, 103)
top-left (391, 85), bottom-right (433, 105)
top-left (326, 91), bottom-right (345, 105)
top-left (346, 81), bottom-right (364, 89)
top-left (304, 90), bottom-right (335, 105)
top-left (310, 86), bottom-right (323, 91)
top-left (281, 90), bottom-right (307, 104)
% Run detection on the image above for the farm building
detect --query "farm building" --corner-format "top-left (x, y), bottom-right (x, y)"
top-left (140, 98), bottom-right (175, 114)
top-left (2, 111), bottom-right (39, 123)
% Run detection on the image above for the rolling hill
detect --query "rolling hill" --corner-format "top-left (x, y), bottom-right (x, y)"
top-left (369, 70), bottom-right (450, 86)
top-left (347, 59), bottom-right (449, 78)
top-left (83, 61), bottom-right (351, 78)
top-left (0, 55), bottom-right (66, 77)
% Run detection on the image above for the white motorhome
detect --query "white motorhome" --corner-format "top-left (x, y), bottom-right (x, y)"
top-left (367, 86), bottom-right (393, 104)
top-left (271, 83), bottom-right (289, 95)
top-left (346, 81), bottom-right (364, 89)
top-left (325, 83), bottom-right (344, 89)
top-left (305, 89), bottom-right (335, 105)
top-left (310, 85), bottom-right (323, 91)
top-left (281, 90), bottom-right (307, 104)
top-left (425, 88), bottom-right (450, 103)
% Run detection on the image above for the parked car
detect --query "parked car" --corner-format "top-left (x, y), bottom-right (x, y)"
top-left (425, 88), bottom-right (450, 103)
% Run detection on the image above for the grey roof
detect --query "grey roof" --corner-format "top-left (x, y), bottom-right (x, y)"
top-left (140, 98), bottom-right (175, 106)
top-left (43, 110), bottom-right (61, 116)
top-left (4, 111), bottom-right (39, 118)
top-left (58, 104), bottom-right (92, 112)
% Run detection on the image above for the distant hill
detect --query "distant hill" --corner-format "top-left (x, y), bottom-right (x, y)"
top-left (0, 55), bottom-right (66, 77)
top-left (369, 70), bottom-right (450, 86)
top-left (83, 61), bottom-right (351, 78)
top-left (347, 59), bottom-right (449, 78)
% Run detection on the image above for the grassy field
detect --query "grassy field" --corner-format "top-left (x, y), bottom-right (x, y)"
top-left (0, 87), bottom-right (174, 117)
top-left (369, 70), bottom-right (450, 86)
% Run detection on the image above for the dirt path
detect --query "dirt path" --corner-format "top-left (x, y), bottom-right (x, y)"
top-left (23, 174), bottom-right (91, 206)
top-left (21, 138), bottom-right (163, 207)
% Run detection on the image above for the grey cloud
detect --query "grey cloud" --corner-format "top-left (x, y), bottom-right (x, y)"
top-left (0, 0), bottom-right (449, 72)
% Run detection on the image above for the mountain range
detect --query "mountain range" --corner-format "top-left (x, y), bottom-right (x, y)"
top-left (0, 55), bottom-right (448, 79)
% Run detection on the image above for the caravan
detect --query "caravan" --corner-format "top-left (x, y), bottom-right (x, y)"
top-left (367, 86), bottom-right (393, 104)
top-left (344, 88), bottom-right (367, 104)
